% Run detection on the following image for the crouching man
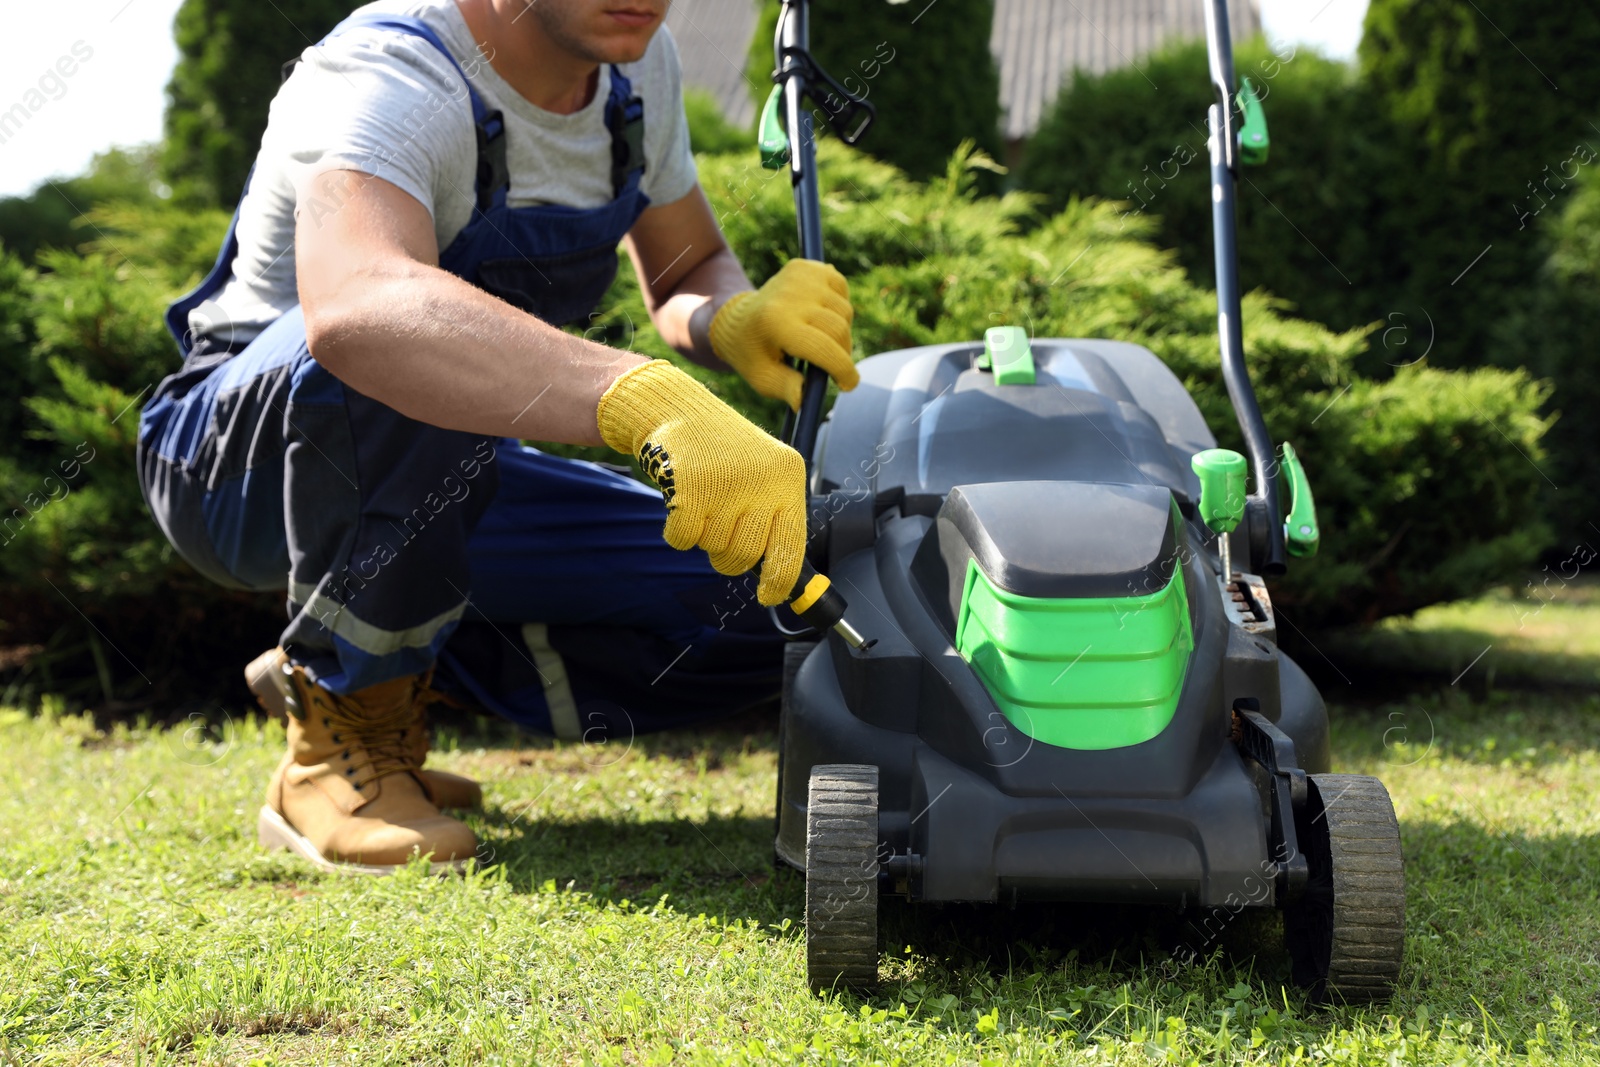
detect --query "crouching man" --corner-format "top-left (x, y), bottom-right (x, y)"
top-left (137, 0), bottom-right (857, 874)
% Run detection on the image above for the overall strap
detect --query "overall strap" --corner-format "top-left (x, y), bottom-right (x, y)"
top-left (326, 17), bottom-right (643, 207)
top-left (324, 13), bottom-right (508, 212)
top-left (605, 67), bottom-right (646, 199)
top-left (165, 178), bottom-right (249, 355)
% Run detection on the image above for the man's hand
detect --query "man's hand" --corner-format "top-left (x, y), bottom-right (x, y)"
top-left (708, 259), bottom-right (859, 410)
top-left (596, 360), bottom-right (806, 606)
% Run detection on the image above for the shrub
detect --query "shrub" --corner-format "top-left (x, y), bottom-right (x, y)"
top-left (163, 0), bottom-right (360, 205)
top-left (0, 146), bottom-right (169, 264)
top-left (1018, 36), bottom-right (1402, 346)
top-left (0, 143), bottom-right (1550, 705)
top-left (745, 0), bottom-right (1002, 181)
top-left (1358, 0), bottom-right (1600, 374)
top-left (1018, 16), bottom-right (1594, 559)
top-left (1022, 2), bottom-right (1600, 380)
top-left (0, 197), bottom-right (269, 706)
top-left (684, 89), bottom-right (751, 155)
top-left (1492, 152), bottom-right (1600, 549)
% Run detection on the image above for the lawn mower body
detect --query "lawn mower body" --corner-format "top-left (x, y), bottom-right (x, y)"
top-left (763, 0), bottom-right (1403, 1001)
top-left (774, 339), bottom-right (1331, 910)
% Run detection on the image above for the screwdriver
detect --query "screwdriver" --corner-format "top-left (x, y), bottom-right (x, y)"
top-left (787, 560), bottom-right (876, 651)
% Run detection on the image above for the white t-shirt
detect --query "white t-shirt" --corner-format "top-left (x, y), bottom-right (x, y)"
top-left (197, 0), bottom-right (698, 344)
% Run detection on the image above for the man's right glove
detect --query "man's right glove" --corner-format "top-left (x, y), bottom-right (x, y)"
top-left (597, 359), bottom-right (806, 607)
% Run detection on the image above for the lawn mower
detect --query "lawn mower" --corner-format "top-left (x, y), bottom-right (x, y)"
top-left (759, 0), bottom-right (1406, 1001)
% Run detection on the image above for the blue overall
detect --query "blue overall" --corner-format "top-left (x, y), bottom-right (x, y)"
top-left (136, 13), bottom-right (783, 740)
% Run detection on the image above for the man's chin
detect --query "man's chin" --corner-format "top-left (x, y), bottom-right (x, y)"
top-left (584, 19), bottom-right (660, 64)
top-left (590, 38), bottom-right (654, 64)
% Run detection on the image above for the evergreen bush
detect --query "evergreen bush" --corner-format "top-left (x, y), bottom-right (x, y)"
top-left (1019, 1), bottom-right (1600, 385)
top-left (163, 0), bottom-right (360, 205)
top-left (1492, 154), bottom-right (1600, 550)
top-left (1360, 0), bottom-right (1600, 371)
top-left (1018, 37), bottom-right (1401, 346)
top-left (0, 142), bottom-right (1550, 705)
top-left (745, 0), bottom-right (1001, 180)
top-left (683, 89), bottom-right (752, 155)
top-left (0, 147), bottom-right (168, 264)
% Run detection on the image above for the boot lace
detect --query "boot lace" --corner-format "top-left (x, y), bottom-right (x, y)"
top-left (321, 682), bottom-right (422, 789)
top-left (417, 674), bottom-right (473, 715)
top-left (414, 674), bottom-right (480, 754)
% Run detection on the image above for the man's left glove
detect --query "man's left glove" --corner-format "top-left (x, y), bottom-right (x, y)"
top-left (709, 259), bottom-right (859, 410)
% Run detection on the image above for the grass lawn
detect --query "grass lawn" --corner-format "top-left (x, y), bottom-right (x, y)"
top-left (2, 584), bottom-right (1598, 1064)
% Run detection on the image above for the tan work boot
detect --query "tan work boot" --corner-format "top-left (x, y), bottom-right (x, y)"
top-left (254, 662), bottom-right (478, 875)
top-left (246, 648), bottom-right (483, 810)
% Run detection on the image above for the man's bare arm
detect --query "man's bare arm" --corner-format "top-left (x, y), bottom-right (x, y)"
top-left (623, 184), bottom-right (753, 369)
top-left (296, 170), bottom-right (645, 446)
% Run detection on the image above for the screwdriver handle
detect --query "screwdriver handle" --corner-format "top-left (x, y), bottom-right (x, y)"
top-left (786, 560), bottom-right (848, 632)
top-left (779, 560), bottom-right (876, 651)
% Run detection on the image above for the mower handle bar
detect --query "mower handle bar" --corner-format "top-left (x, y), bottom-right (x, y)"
top-left (776, 0), bottom-right (1289, 576)
top-left (1203, 0), bottom-right (1287, 575)
top-left (774, 0), bottom-right (832, 469)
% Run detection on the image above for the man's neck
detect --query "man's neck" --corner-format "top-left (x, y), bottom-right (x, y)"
top-left (455, 0), bottom-right (600, 115)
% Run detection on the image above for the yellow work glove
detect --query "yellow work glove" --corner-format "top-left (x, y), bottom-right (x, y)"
top-left (709, 259), bottom-right (859, 410)
top-left (597, 360), bottom-right (807, 607)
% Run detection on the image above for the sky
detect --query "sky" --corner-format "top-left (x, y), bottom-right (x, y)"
top-left (0, 0), bottom-right (186, 197)
top-left (1256, 0), bottom-right (1369, 64)
top-left (0, 0), bottom-right (1370, 200)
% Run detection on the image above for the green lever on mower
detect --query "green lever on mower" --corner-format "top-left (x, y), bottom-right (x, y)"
top-left (1236, 77), bottom-right (1269, 166)
top-left (1278, 441), bottom-right (1320, 558)
top-left (1191, 448), bottom-right (1247, 580)
top-left (759, 85), bottom-right (789, 170)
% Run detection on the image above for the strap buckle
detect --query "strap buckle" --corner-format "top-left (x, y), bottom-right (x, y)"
top-left (476, 110), bottom-right (509, 211)
top-left (609, 94), bottom-right (646, 197)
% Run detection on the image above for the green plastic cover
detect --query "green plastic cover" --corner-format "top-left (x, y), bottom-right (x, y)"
top-left (977, 325), bottom-right (1036, 384)
top-left (954, 550), bottom-right (1194, 751)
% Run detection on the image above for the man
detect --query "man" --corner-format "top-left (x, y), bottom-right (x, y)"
top-left (137, 0), bottom-right (858, 875)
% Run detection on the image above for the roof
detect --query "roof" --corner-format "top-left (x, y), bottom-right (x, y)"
top-left (665, 0), bottom-right (765, 128)
top-left (993, 0), bottom-right (1262, 140)
top-left (664, 0), bottom-right (1263, 140)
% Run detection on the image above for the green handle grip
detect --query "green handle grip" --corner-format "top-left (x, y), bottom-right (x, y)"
top-left (1237, 77), bottom-right (1270, 166)
top-left (758, 85), bottom-right (789, 170)
top-left (1279, 441), bottom-right (1320, 558)
top-left (1191, 448), bottom-right (1248, 535)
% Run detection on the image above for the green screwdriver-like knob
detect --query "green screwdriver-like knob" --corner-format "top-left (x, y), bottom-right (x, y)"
top-left (1191, 448), bottom-right (1248, 579)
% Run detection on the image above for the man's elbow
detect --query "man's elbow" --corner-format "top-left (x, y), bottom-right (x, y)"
top-left (301, 297), bottom-right (360, 374)
top-left (299, 266), bottom-right (395, 372)
top-left (296, 244), bottom-right (429, 372)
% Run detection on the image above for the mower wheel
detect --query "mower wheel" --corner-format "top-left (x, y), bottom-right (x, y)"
top-left (805, 764), bottom-right (880, 993)
top-left (1283, 773), bottom-right (1405, 1003)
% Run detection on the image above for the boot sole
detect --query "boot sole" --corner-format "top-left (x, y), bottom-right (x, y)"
top-left (256, 806), bottom-right (470, 877)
